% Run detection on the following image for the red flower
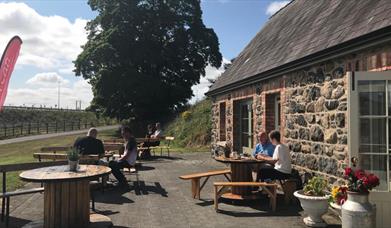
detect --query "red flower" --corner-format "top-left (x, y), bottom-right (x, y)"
top-left (367, 174), bottom-right (380, 187)
top-left (354, 169), bottom-right (365, 179)
top-left (344, 167), bottom-right (352, 176)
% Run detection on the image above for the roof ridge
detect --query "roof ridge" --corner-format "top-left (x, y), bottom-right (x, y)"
top-left (269, 0), bottom-right (295, 19)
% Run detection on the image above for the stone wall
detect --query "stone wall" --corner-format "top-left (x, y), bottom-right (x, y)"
top-left (284, 61), bottom-right (348, 183)
top-left (210, 43), bottom-right (391, 184)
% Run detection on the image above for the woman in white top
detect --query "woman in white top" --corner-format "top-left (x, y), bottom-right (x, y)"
top-left (256, 130), bottom-right (292, 181)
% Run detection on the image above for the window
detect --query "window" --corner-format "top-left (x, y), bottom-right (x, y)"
top-left (266, 93), bottom-right (281, 133)
top-left (219, 102), bottom-right (226, 141)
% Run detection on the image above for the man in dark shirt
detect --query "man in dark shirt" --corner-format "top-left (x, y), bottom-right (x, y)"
top-left (73, 128), bottom-right (105, 157)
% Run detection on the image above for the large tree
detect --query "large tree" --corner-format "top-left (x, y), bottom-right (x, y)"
top-left (75, 0), bottom-right (222, 121)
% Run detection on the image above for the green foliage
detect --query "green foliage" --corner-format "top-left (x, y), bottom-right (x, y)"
top-left (165, 99), bottom-right (211, 147)
top-left (75, 0), bottom-right (222, 121)
top-left (303, 176), bottom-right (328, 196)
top-left (181, 111), bottom-right (192, 121)
top-left (67, 148), bottom-right (80, 161)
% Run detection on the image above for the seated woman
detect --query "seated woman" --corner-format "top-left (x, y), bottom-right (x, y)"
top-left (257, 130), bottom-right (292, 181)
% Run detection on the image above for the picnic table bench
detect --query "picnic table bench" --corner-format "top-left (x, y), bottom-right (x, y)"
top-left (179, 169), bottom-right (231, 199)
top-left (33, 152), bottom-right (100, 162)
top-left (214, 181), bottom-right (278, 212)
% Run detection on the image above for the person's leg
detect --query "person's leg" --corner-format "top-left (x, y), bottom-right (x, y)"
top-left (109, 160), bottom-right (127, 184)
top-left (258, 168), bottom-right (291, 181)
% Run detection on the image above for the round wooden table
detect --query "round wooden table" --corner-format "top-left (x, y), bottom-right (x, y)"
top-left (214, 156), bottom-right (266, 200)
top-left (20, 165), bottom-right (112, 228)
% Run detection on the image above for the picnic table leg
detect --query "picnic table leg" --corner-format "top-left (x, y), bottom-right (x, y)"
top-left (214, 185), bottom-right (219, 211)
top-left (191, 178), bottom-right (200, 199)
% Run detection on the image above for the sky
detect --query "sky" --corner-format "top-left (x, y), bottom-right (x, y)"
top-left (0, 0), bottom-right (290, 109)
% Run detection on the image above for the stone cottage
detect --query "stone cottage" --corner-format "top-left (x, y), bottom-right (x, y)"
top-left (206, 1), bottom-right (391, 226)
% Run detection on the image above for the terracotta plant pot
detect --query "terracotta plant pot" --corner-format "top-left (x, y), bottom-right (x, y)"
top-left (294, 190), bottom-right (329, 227)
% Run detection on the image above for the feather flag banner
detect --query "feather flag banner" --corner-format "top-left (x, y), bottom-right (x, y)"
top-left (0, 36), bottom-right (22, 111)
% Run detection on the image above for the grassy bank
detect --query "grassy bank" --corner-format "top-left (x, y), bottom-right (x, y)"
top-left (165, 99), bottom-right (212, 151)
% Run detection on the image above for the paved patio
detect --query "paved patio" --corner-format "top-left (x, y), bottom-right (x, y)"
top-left (3, 152), bottom-right (340, 228)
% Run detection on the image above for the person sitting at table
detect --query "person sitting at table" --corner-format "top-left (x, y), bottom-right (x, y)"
top-left (257, 130), bottom-right (292, 181)
top-left (108, 126), bottom-right (137, 187)
top-left (145, 124), bottom-right (154, 138)
top-left (73, 128), bottom-right (105, 158)
top-left (253, 131), bottom-right (275, 158)
top-left (151, 122), bottom-right (163, 139)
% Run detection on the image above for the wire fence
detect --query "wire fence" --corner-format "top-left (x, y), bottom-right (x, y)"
top-left (0, 119), bottom-right (118, 140)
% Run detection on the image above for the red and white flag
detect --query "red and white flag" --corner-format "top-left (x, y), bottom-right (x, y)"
top-left (0, 36), bottom-right (22, 111)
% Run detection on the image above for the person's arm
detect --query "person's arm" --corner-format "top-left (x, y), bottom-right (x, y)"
top-left (258, 146), bottom-right (279, 164)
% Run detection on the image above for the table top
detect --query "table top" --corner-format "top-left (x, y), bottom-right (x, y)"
top-left (20, 165), bottom-right (111, 182)
top-left (136, 138), bottom-right (160, 143)
top-left (214, 156), bottom-right (265, 164)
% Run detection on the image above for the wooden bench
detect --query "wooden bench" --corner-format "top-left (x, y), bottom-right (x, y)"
top-left (179, 169), bottom-right (231, 199)
top-left (33, 153), bottom-right (100, 162)
top-left (278, 179), bottom-right (297, 204)
top-left (150, 136), bottom-right (175, 157)
top-left (213, 182), bottom-right (278, 212)
top-left (40, 146), bottom-right (71, 153)
top-left (0, 161), bottom-right (68, 227)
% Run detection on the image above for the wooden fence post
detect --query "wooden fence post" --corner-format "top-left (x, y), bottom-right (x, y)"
top-left (46, 123), bottom-right (49, 134)
top-left (4, 125), bottom-right (7, 137)
top-left (28, 122), bottom-right (31, 134)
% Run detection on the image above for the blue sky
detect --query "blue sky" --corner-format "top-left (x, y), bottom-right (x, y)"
top-left (0, 0), bottom-right (290, 108)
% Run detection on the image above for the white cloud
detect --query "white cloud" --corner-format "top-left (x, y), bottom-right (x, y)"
top-left (26, 72), bottom-right (69, 86)
top-left (189, 58), bottom-right (230, 104)
top-left (266, 1), bottom-right (290, 16)
top-left (0, 2), bottom-right (88, 70)
top-left (5, 78), bottom-right (92, 109)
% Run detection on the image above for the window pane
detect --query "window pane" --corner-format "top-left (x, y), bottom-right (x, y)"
top-left (359, 118), bottom-right (387, 153)
top-left (360, 155), bottom-right (388, 191)
top-left (358, 80), bottom-right (386, 116)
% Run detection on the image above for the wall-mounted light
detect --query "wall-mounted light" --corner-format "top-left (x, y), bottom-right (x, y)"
top-left (256, 87), bottom-right (262, 95)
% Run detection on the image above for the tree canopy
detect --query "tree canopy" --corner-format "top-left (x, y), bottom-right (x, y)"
top-left (75, 0), bottom-right (222, 121)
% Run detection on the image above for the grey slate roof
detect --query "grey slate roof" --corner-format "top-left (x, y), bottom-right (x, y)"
top-left (208, 0), bottom-right (391, 94)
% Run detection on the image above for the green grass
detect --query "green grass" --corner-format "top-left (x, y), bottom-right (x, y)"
top-left (0, 129), bottom-right (117, 191)
top-left (165, 99), bottom-right (212, 150)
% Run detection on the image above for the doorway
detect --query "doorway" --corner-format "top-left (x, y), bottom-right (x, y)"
top-left (348, 71), bottom-right (391, 227)
top-left (233, 99), bottom-right (253, 152)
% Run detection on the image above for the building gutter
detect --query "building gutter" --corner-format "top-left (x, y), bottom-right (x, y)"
top-left (206, 26), bottom-right (391, 97)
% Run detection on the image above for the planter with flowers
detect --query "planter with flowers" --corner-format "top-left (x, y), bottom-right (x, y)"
top-left (342, 167), bottom-right (380, 228)
top-left (328, 185), bottom-right (347, 219)
top-left (294, 176), bottom-right (329, 227)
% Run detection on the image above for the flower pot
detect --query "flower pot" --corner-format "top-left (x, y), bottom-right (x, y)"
top-left (68, 160), bottom-right (79, 172)
top-left (294, 190), bottom-right (329, 227)
top-left (329, 202), bottom-right (342, 220)
top-left (341, 191), bottom-right (376, 228)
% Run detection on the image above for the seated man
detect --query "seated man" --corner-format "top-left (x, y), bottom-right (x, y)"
top-left (257, 130), bottom-right (292, 181)
top-left (74, 128), bottom-right (105, 158)
top-left (253, 132), bottom-right (275, 158)
top-left (109, 126), bottom-right (137, 186)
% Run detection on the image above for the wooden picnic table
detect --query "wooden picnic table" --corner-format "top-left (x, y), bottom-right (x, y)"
top-left (214, 156), bottom-right (265, 200)
top-left (20, 165), bottom-right (112, 228)
top-left (135, 137), bottom-right (160, 144)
